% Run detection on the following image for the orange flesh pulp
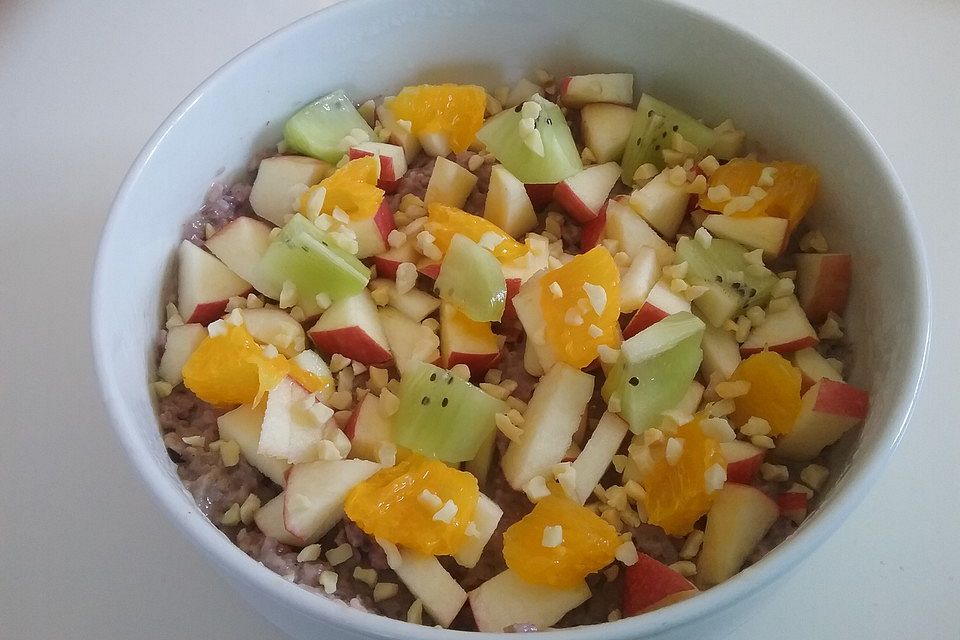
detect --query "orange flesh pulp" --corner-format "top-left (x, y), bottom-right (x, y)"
top-left (502, 494), bottom-right (620, 587)
top-left (343, 454), bottom-right (479, 556)
top-left (386, 84), bottom-right (487, 153)
top-left (426, 203), bottom-right (527, 262)
top-left (539, 247), bottom-right (621, 369)
top-left (642, 416), bottom-right (727, 536)
top-left (298, 156), bottom-right (384, 220)
top-left (181, 324), bottom-right (290, 407)
top-left (729, 350), bottom-right (803, 436)
top-left (698, 159), bottom-right (819, 232)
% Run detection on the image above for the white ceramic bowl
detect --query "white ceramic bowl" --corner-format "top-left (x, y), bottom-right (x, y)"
top-left (92, 1), bottom-right (931, 638)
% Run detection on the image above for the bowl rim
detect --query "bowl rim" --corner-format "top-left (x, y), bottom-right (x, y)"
top-left (92, 0), bottom-right (932, 637)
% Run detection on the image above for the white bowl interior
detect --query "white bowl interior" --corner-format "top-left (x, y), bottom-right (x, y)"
top-left (93, 1), bottom-right (929, 638)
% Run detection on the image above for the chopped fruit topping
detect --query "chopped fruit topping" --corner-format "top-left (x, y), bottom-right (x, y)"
top-left (344, 453), bottom-right (479, 555)
top-left (386, 84), bottom-right (487, 153)
top-left (641, 416), bottom-right (727, 536)
top-left (287, 363), bottom-right (332, 395)
top-left (426, 203), bottom-right (528, 263)
top-left (298, 156), bottom-right (384, 220)
top-left (503, 494), bottom-right (619, 587)
top-left (698, 159), bottom-right (819, 232)
top-left (182, 323), bottom-right (289, 406)
top-left (729, 351), bottom-right (803, 436)
top-left (539, 247), bottom-right (621, 368)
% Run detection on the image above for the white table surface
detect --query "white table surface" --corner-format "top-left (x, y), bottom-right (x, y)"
top-left (3, 1), bottom-right (958, 638)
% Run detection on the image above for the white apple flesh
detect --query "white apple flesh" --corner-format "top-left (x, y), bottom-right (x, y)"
top-left (237, 307), bottom-right (306, 358)
top-left (483, 164), bottom-right (538, 238)
top-left (553, 162), bottom-right (621, 223)
top-left (347, 141), bottom-right (408, 193)
top-left (452, 493), bottom-right (503, 569)
top-left (795, 252), bottom-right (851, 324)
top-left (775, 379), bottom-right (868, 460)
top-left (378, 306), bottom-right (441, 374)
top-left (570, 412), bottom-right (629, 503)
top-left (580, 102), bottom-right (635, 163)
top-left (439, 302), bottom-right (501, 376)
top-left (468, 569), bottom-right (590, 632)
top-left (205, 216), bottom-right (281, 299)
top-left (217, 404), bottom-right (291, 486)
top-left (308, 290), bottom-right (392, 365)
top-left (622, 281), bottom-right (691, 339)
top-left (343, 393), bottom-right (393, 462)
top-left (253, 493), bottom-right (304, 546)
top-left (628, 171), bottom-right (690, 240)
top-left (424, 156), bottom-right (478, 209)
top-left (604, 199), bottom-right (674, 265)
top-left (558, 73), bottom-right (633, 107)
top-left (386, 546), bottom-right (467, 628)
top-left (249, 155), bottom-right (332, 226)
top-left (791, 347), bottom-right (843, 391)
top-left (740, 295), bottom-right (818, 355)
top-left (697, 483), bottom-right (779, 587)
top-left (177, 240), bottom-right (251, 324)
top-left (501, 363), bottom-right (595, 490)
top-left (345, 200), bottom-right (395, 259)
top-left (702, 214), bottom-right (789, 259)
top-left (158, 323), bottom-right (206, 385)
top-left (622, 552), bottom-right (698, 616)
top-left (719, 440), bottom-right (764, 484)
top-left (375, 103), bottom-right (421, 162)
top-left (619, 246), bottom-right (661, 313)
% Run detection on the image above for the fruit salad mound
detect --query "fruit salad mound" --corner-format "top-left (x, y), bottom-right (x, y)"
top-left (153, 71), bottom-right (867, 632)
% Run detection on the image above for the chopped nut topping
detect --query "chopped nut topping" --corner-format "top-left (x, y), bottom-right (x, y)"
top-left (373, 582), bottom-right (400, 602)
top-left (353, 566), bottom-right (378, 587)
top-left (679, 530), bottom-right (704, 559)
top-left (704, 463), bottom-right (727, 493)
top-left (665, 437), bottom-right (684, 465)
top-left (432, 499), bottom-right (458, 523)
top-left (219, 440), bottom-right (240, 467)
top-left (523, 476), bottom-right (551, 503)
top-left (407, 599), bottom-right (424, 625)
top-left (297, 544), bottom-right (322, 563)
top-left (799, 229), bottom-right (829, 253)
top-left (669, 560), bottom-right (697, 577)
top-left (800, 463), bottom-right (830, 490)
top-left (760, 463), bottom-right (790, 482)
top-left (541, 525), bottom-right (563, 548)
top-left (615, 541), bottom-right (639, 566)
top-left (715, 379), bottom-right (751, 399)
top-left (319, 570), bottom-right (338, 594)
top-left (379, 389), bottom-right (400, 417)
top-left (750, 434), bottom-right (776, 449)
top-left (220, 503), bottom-right (241, 526)
top-left (325, 543), bottom-right (354, 567)
top-left (239, 493), bottom-right (261, 525)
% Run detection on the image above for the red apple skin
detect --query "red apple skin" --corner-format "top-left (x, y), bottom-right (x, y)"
top-left (558, 76), bottom-right (572, 97)
top-left (342, 404), bottom-right (360, 440)
top-left (554, 182), bottom-right (600, 223)
top-left (814, 379), bottom-right (869, 419)
top-left (622, 552), bottom-right (698, 616)
top-left (721, 448), bottom-right (765, 484)
top-left (373, 200), bottom-right (396, 244)
top-left (580, 205), bottom-right (606, 252)
top-left (739, 335), bottom-right (819, 357)
top-left (796, 253), bottom-right (851, 324)
top-left (622, 303), bottom-right (668, 339)
top-left (308, 326), bottom-right (392, 366)
top-left (503, 277), bottom-right (522, 322)
top-left (777, 491), bottom-right (808, 524)
top-left (373, 242), bottom-right (418, 280)
top-left (417, 259), bottom-right (442, 280)
top-left (373, 256), bottom-right (402, 280)
top-left (524, 183), bottom-right (557, 209)
top-left (185, 299), bottom-right (231, 325)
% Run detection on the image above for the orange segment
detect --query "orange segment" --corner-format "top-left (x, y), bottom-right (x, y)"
top-left (729, 351), bottom-right (802, 435)
top-left (539, 247), bottom-right (621, 369)
top-left (182, 324), bottom-right (290, 407)
top-left (502, 494), bottom-right (620, 588)
top-left (426, 203), bottom-right (527, 262)
top-left (642, 416), bottom-right (727, 536)
top-left (343, 454), bottom-right (479, 556)
top-left (386, 84), bottom-right (486, 153)
top-left (288, 365), bottom-right (332, 396)
top-left (699, 159), bottom-right (819, 232)
top-left (298, 156), bottom-right (384, 220)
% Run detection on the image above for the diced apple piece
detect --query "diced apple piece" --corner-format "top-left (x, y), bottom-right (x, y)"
top-left (629, 171), bottom-right (689, 239)
top-left (559, 73), bottom-right (633, 108)
top-left (580, 205), bottom-right (606, 251)
top-left (376, 103), bottom-right (421, 162)
top-left (238, 307), bottom-right (306, 358)
top-left (697, 483), bottom-right (779, 586)
top-left (775, 379), bottom-right (869, 460)
top-left (217, 404), bottom-right (291, 486)
top-left (795, 252), bottom-right (851, 324)
top-left (580, 102), bottom-right (635, 163)
top-left (453, 494), bottom-right (503, 569)
top-left (469, 569), bottom-right (590, 632)
top-left (440, 302), bottom-right (501, 376)
top-left (158, 323), bottom-right (206, 385)
top-left (622, 552), bottom-right (698, 616)
top-left (177, 240), bottom-right (251, 324)
top-left (622, 281), bottom-right (691, 339)
top-left (378, 306), bottom-right (441, 374)
top-left (702, 214), bottom-right (789, 259)
top-left (483, 164), bottom-right (538, 237)
top-left (249, 155), bottom-right (332, 226)
top-left (258, 377), bottom-right (328, 464)
top-left (777, 490), bottom-right (808, 524)
top-left (283, 459), bottom-right (380, 545)
top-left (501, 234), bottom-right (550, 321)
top-left (254, 493), bottom-right (304, 546)
top-left (346, 200), bottom-right (395, 259)
top-left (503, 78), bottom-right (541, 109)
top-left (348, 141), bottom-right (408, 193)
top-left (570, 412), bottom-right (629, 503)
top-left (417, 257), bottom-right (442, 280)
top-left (719, 440), bottom-right (765, 484)
top-left (290, 350), bottom-right (333, 401)
top-left (554, 162), bottom-right (621, 223)
top-left (740, 295), bottom-right (818, 355)
top-left (343, 394), bottom-right (393, 462)
top-left (387, 547), bottom-right (467, 628)
top-left (524, 183), bottom-right (557, 210)
top-left (510, 270), bottom-right (558, 371)
top-left (700, 322), bottom-right (741, 381)
top-left (369, 278), bottom-right (440, 322)
top-left (604, 199), bottom-right (674, 265)
top-left (205, 216), bottom-right (280, 299)
top-left (373, 239), bottom-right (419, 281)
top-left (620, 246), bottom-right (660, 313)
top-left (308, 290), bottom-right (392, 365)
top-left (501, 363), bottom-right (595, 490)
top-left (791, 347), bottom-right (843, 391)
top-left (424, 156), bottom-right (477, 209)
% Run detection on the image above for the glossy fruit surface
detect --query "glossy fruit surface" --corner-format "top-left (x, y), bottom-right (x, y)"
top-left (387, 84), bottom-right (486, 153)
top-left (729, 350), bottom-right (802, 435)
